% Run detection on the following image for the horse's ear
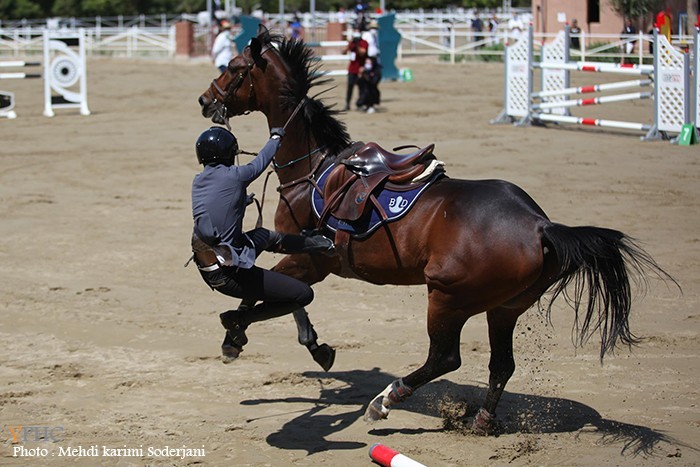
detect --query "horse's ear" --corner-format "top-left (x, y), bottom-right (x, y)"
top-left (250, 37), bottom-right (262, 60)
top-left (256, 23), bottom-right (269, 39)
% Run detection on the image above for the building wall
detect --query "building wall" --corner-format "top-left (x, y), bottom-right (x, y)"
top-left (531, 0), bottom-right (689, 36)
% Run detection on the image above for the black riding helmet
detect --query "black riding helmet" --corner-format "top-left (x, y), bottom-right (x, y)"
top-left (195, 126), bottom-right (239, 166)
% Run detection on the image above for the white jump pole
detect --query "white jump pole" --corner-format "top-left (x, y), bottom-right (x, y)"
top-left (533, 113), bottom-right (652, 132)
top-left (0, 61), bottom-right (42, 68)
top-left (0, 61), bottom-right (42, 119)
top-left (0, 61), bottom-right (42, 79)
top-left (492, 25), bottom-right (690, 141)
top-left (535, 61), bottom-right (653, 76)
top-left (532, 91), bottom-right (652, 110)
top-left (533, 79), bottom-right (652, 99)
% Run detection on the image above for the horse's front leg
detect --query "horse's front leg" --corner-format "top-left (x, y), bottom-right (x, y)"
top-left (273, 254), bottom-right (337, 370)
top-left (364, 290), bottom-right (469, 421)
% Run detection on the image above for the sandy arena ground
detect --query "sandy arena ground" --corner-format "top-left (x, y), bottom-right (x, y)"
top-left (0, 54), bottom-right (698, 466)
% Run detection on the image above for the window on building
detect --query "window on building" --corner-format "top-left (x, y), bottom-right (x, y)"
top-left (587, 0), bottom-right (600, 23)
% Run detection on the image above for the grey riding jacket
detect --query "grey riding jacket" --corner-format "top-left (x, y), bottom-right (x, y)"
top-left (191, 136), bottom-right (281, 268)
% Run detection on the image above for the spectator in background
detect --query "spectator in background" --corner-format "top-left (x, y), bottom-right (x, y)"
top-left (212, 20), bottom-right (234, 73)
top-left (342, 28), bottom-right (368, 111)
top-left (289, 15), bottom-right (303, 40)
top-left (357, 56), bottom-right (382, 114)
top-left (621, 18), bottom-right (637, 62)
top-left (489, 14), bottom-right (499, 45)
top-left (472, 13), bottom-right (484, 48)
top-left (569, 19), bottom-right (581, 50)
top-left (362, 20), bottom-right (380, 62)
top-left (336, 7), bottom-right (347, 25)
top-left (442, 19), bottom-right (453, 48)
top-left (354, 1), bottom-right (370, 32)
top-left (655, 8), bottom-right (672, 42)
top-left (359, 21), bottom-right (382, 113)
top-left (508, 13), bottom-right (524, 37)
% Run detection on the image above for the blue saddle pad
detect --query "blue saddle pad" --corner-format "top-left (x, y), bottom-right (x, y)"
top-left (311, 163), bottom-right (442, 238)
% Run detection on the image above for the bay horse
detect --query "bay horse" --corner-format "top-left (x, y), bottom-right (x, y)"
top-left (197, 27), bottom-right (675, 433)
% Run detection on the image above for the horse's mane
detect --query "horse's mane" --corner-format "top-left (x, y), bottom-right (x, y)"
top-left (257, 28), bottom-right (352, 156)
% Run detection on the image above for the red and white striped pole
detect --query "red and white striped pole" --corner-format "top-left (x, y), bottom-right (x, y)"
top-left (369, 443), bottom-right (427, 467)
top-left (536, 61), bottom-right (653, 76)
top-left (533, 112), bottom-right (652, 132)
top-left (533, 78), bottom-right (652, 99)
top-left (532, 91), bottom-right (651, 110)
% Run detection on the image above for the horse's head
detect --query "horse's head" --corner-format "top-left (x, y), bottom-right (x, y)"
top-left (199, 26), bottom-right (352, 159)
top-left (198, 27), bottom-right (282, 125)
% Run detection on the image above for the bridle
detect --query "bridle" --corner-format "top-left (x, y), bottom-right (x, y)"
top-left (207, 41), bottom-right (327, 207)
top-left (207, 45), bottom-right (273, 129)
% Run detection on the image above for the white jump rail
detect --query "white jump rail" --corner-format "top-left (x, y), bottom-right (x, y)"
top-left (0, 60), bottom-right (42, 118)
top-left (492, 25), bottom-right (692, 142)
top-left (0, 29), bottom-right (90, 119)
top-left (307, 40), bottom-right (349, 76)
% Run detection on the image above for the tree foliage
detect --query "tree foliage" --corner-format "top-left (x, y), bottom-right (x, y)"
top-left (1, 0), bottom-right (531, 20)
top-left (608, 0), bottom-right (664, 20)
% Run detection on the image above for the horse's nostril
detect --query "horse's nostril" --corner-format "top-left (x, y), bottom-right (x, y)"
top-left (198, 96), bottom-right (207, 106)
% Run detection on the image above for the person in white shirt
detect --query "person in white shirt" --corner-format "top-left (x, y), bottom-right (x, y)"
top-left (362, 21), bottom-right (380, 60)
top-left (212, 20), bottom-right (234, 73)
top-left (507, 14), bottom-right (524, 37)
top-left (336, 7), bottom-right (347, 25)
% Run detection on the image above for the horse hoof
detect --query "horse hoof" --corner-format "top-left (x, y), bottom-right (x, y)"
top-left (311, 343), bottom-right (336, 371)
top-left (471, 408), bottom-right (496, 436)
top-left (221, 342), bottom-right (243, 364)
top-left (363, 396), bottom-right (389, 422)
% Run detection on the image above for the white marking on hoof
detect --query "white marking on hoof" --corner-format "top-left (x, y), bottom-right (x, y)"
top-left (364, 396), bottom-right (391, 421)
top-left (221, 345), bottom-right (242, 364)
top-left (363, 383), bottom-right (394, 422)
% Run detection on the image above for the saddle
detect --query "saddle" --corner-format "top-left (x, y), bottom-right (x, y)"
top-left (319, 142), bottom-right (441, 225)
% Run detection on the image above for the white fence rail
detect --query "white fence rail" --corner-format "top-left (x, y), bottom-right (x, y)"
top-left (0, 13), bottom-right (694, 63)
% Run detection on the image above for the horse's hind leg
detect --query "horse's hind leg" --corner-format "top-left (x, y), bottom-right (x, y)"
top-left (473, 306), bottom-right (526, 435)
top-left (364, 294), bottom-right (468, 421)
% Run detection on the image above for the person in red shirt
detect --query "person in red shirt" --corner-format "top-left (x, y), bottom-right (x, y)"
top-left (655, 8), bottom-right (672, 42)
top-left (342, 28), bottom-right (368, 111)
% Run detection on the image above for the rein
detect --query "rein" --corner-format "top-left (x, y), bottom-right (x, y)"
top-left (208, 44), bottom-right (274, 130)
top-left (273, 145), bottom-right (324, 170)
top-left (236, 96), bottom-right (315, 228)
top-left (272, 96), bottom-right (329, 192)
top-left (276, 151), bottom-right (327, 192)
top-left (209, 44), bottom-right (330, 227)
top-left (208, 65), bottom-right (253, 131)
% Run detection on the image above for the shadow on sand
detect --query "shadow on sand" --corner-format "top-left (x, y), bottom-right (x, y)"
top-left (239, 367), bottom-right (685, 457)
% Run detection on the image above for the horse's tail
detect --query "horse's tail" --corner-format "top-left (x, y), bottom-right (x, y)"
top-left (542, 223), bottom-right (678, 360)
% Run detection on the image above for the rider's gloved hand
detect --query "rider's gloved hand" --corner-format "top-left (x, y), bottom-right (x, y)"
top-left (270, 127), bottom-right (285, 140)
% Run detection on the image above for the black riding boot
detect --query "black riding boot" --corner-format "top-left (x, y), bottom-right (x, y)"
top-left (220, 299), bottom-right (255, 363)
top-left (278, 233), bottom-right (335, 256)
top-left (220, 303), bottom-right (336, 370)
top-left (220, 301), bottom-right (301, 360)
